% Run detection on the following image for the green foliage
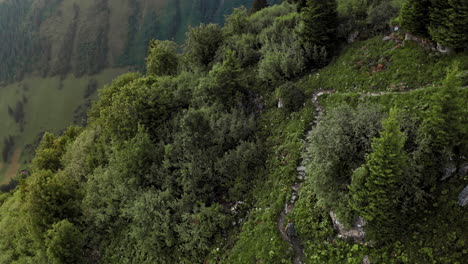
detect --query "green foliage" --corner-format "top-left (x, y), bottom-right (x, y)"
top-left (222, 33), bottom-right (261, 67)
top-left (248, 2), bottom-right (296, 35)
top-left (224, 7), bottom-right (250, 36)
top-left (400, 0), bottom-right (431, 37)
top-left (22, 170), bottom-right (82, 240)
top-left (227, 107), bottom-right (315, 264)
top-left (146, 40), bottom-right (179, 76)
top-left (255, 10), bottom-right (313, 84)
top-left (32, 127), bottom-right (82, 172)
top-left (45, 220), bottom-right (84, 264)
top-left (276, 82), bottom-right (306, 112)
top-left (304, 104), bottom-right (386, 223)
top-left (428, 0), bottom-right (468, 48)
top-left (184, 24), bottom-right (224, 71)
top-left (258, 38), bottom-right (309, 84)
top-left (366, 1), bottom-right (400, 33)
top-left (304, 36), bottom-right (468, 93)
top-left (1, 3), bottom-right (467, 264)
top-left (298, 0), bottom-right (338, 48)
top-left (350, 109), bottom-right (409, 239)
top-left (91, 75), bottom-right (177, 142)
top-left (196, 50), bottom-right (246, 107)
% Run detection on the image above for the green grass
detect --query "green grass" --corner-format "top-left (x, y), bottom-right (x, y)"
top-left (222, 106), bottom-right (315, 264)
top-left (298, 36), bottom-right (468, 94)
top-left (0, 68), bottom-right (127, 183)
top-left (320, 86), bottom-right (468, 112)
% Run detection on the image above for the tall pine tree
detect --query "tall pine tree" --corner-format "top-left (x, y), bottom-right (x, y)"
top-left (446, 0), bottom-right (468, 48)
top-left (298, 0), bottom-right (338, 49)
top-left (428, 0), bottom-right (468, 48)
top-left (400, 0), bottom-right (431, 37)
top-left (350, 109), bottom-right (408, 239)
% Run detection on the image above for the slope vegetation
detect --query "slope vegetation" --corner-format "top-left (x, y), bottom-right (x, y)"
top-left (0, 1), bottom-right (467, 263)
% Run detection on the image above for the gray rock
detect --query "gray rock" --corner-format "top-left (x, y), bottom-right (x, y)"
top-left (458, 185), bottom-right (468, 206)
top-left (437, 43), bottom-right (454, 54)
top-left (405, 33), bottom-right (417, 41)
top-left (441, 165), bottom-right (457, 181)
top-left (348, 31), bottom-right (360, 43)
top-left (291, 194), bottom-right (298, 203)
top-left (329, 211), bottom-right (366, 243)
top-left (277, 98), bottom-right (283, 108)
top-left (382, 36), bottom-right (392, 41)
top-left (297, 166), bottom-right (306, 172)
top-left (363, 255), bottom-right (371, 264)
top-left (459, 164), bottom-right (468, 177)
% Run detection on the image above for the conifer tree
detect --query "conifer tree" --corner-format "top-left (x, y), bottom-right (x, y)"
top-left (289, 0), bottom-right (307, 11)
top-left (400, 0), bottom-right (431, 37)
top-left (428, 0), bottom-right (468, 48)
top-left (446, 0), bottom-right (468, 48)
top-left (350, 109), bottom-right (408, 237)
top-left (249, 0), bottom-right (269, 15)
top-left (298, 0), bottom-right (338, 49)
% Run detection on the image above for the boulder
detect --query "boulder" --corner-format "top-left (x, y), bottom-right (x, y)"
top-left (441, 165), bottom-right (457, 181)
top-left (437, 43), bottom-right (454, 54)
top-left (277, 98), bottom-right (283, 108)
top-left (382, 36), bottom-right (392, 41)
top-left (329, 211), bottom-right (366, 243)
top-left (458, 185), bottom-right (468, 207)
top-left (297, 166), bottom-right (306, 172)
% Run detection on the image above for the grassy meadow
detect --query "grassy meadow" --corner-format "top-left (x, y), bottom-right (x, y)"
top-left (0, 68), bottom-right (127, 184)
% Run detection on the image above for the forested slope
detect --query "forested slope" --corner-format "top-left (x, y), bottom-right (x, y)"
top-left (0, 0), bottom-right (467, 263)
top-left (0, 0), bottom-right (259, 184)
top-left (0, 0), bottom-right (256, 83)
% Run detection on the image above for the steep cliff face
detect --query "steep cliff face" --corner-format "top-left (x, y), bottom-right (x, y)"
top-left (0, 0), bottom-right (253, 83)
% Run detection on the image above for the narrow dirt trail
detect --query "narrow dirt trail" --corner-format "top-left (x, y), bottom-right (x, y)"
top-left (278, 183), bottom-right (303, 264)
top-left (277, 90), bottom-right (333, 264)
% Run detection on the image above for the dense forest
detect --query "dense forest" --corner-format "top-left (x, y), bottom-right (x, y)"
top-left (0, 0), bottom-right (467, 263)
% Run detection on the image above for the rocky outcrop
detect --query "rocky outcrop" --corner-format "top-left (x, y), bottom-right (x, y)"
top-left (441, 164), bottom-right (458, 181)
top-left (348, 31), bottom-right (360, 43)
top-left (458, 186), bottom-right (468, 207)
top-left (436, 43), bottom-right (454, 54)
top-left (329, 211), bottom-right (366, 243)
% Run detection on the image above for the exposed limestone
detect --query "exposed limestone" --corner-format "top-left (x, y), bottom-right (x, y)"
top-left (329, 211), bottom-right (366, 243)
